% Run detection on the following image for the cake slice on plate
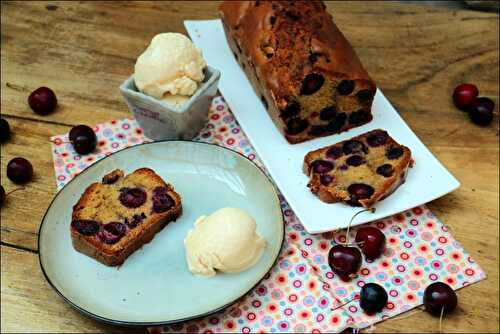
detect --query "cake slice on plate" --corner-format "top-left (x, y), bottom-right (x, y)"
top-left (71, 168), bottom-right (182, 266)
top-left (304, 129), bottom-right (412, 207)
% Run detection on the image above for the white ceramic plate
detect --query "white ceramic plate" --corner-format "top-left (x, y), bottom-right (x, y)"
top-left (38, 141), bottom-right (284, 326)
top-left (185, 19), bottom-right (460, 234)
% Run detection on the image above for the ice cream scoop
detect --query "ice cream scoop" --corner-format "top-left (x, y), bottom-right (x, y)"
top-left (184, 208), bottom-right (266, 277)
top-left (134, 33), bottom-right (206, 107)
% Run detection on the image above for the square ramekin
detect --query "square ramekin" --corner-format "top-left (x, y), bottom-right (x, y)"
top-left (120, 66), bottom-right (220, 140)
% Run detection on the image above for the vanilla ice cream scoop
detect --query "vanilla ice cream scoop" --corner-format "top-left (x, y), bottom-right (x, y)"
top-left (184, 208), bottom-right (266, 277)
top-left (134, 33), bottom-right (206, 103)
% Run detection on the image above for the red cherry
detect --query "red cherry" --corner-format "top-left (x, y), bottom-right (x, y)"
top-left (355, 226), bottom-right (386, 260)
top-left (328, 245), bottom-right (362, 281)
top-left (424, 282), bottom-right (457, 316)
top-left (28, 87), bottom-right (57, 115)
top-left (0, 185), bottom-right (5, 206)
top-left (468, 97), bottom-right (495, 126)
top-left (69, 125), bottom-right (97, 154)
top-left (7, 157), bottom-right (33, 184)
top-left (452, 84), bottom-right (478, 111)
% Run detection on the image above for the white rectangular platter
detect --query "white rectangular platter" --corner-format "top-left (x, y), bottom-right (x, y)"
top-left (185, 19), bottom-right (460, 234)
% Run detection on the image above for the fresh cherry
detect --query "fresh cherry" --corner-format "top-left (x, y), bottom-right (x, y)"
top-left (355, 226), bottom-right (386, 260)
top-left (7, 157), bottom-right (33, 184)
top-left (423, 282), bottom-right (457, 316)
top-left (0, 118), bottom-right (11, 143)
top-left (453, 83), bottom-right (478, 111)
top-left (69, 125), bottom-right (97, 154)
top-left (328, 244), bottom-right (362, 281)
top-left (28, 87), bottom-right (57, 115)
top-left (360, 283), bottom-right (388, 314)
top-left (0, 185), bottom-right (5, 206)
top-left (468, 97), bottom-right (495, 126)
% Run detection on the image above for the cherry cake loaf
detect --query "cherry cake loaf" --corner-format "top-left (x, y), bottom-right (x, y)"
top-left (304, 129), bottom-right (412, 207)
top-left (71, 168), bottom-right (182, 266)
top-left (220, 0), bottom-right (376, 144)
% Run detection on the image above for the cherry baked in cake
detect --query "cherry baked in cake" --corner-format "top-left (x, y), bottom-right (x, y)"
top-left (71, 168), bottom-right (182, 266)
top-left (304, 129), bottom-right (412, 207)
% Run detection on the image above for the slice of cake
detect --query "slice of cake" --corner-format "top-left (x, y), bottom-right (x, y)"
top-left (304, 129), bottom-right (412, 207)
top-left (71, 168), bottom-right (182, 266)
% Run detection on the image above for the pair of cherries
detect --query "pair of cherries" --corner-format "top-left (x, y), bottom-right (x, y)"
top-left (452, 83), bottom-right (495, 126)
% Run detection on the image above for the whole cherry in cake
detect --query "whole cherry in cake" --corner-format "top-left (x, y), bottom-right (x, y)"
top-left (71, 168), bottom-right (182, 266)
top-left (304, 129), bottom-right (412, 207)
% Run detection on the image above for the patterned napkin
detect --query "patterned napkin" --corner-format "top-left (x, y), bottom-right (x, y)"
top-left (51, 97), bottom-right (486, 333)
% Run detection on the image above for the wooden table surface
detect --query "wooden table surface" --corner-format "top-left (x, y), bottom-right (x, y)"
top-left (1, 1), bottom-right (498, 332)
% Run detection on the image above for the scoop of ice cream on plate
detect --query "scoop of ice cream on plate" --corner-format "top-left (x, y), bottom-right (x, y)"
top-left (184, 207), bottom-right (266, 277)
top-left (134, 32), bottom-right (207, 107)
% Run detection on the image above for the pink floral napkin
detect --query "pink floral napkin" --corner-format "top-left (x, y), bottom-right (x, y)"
top-left (51, 97), bottom-right (486, 333)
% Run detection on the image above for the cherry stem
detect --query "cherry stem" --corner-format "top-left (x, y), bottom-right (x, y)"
top-left (439, 306), bottom-right (444, 333)
top-left (344, 207), bottom-right (376, 246)
top-left (331, 295), bottom-right (358, 311)
top-left (6, 82), bottom-right (27, 92)
top-left (6, 187), bottom-right (24, 196)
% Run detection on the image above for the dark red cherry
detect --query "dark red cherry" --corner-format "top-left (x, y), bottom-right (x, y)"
top-left (69, 125), bottom-right (97, 155)
top-left (0, 118), bottom-right (11, 143)
top-left (343, 140), bottom-right (367, 155)
top-left (28, 87), bottom-right (57, 115)
top-left (0, 185), bottom-right (5, 206)
top-left (347, 183), bottom-right (374, 206)
top-left (71, 219), bottom-right (100, 236)
top-left (308, 125), bottom-right (327, 136)
top-left (386, 147), bottom-right (404, 160)
top-left (319, 106), bottom-right (337, 121)
top-left (376, 164), bottom-right (394, 177)
top-left (453, 83), bottom-right (478, 111)
top-left (152, 186), bottom-right (175, 213)
top-left (326, 113), bottom-right (347, 133)
top-left (424, 282), bottom-right (457, 316)
top-left (320, 174), bottom-right (334, 186)
top-left (301, 73), bottom-right (324, 95)
top-left (348, 110), bottom-right (372, 125)
top-left (328, 244), bottom-right (362, 281)
top-left (98, 222), bottom-right (127, 244)
top-left (357, 89), bottom-right (374, 102)
top-left (119, 187), bottom-right (147, 208)
top-left (280, 101), bottom-right (300, 119)
top-left (337, 80), bottom-right (355, 95)
top-left (366, 131), bottom-right (388, 147)
top-left (360, 283), bottom-right (388, 314)
top-left (355, 226), bottom-right (386, 260)
top-left (326, 146), bottom-right (343, 159)
top-left (468, 97), bottom-right (494, 126)
top-left (7, 157), bottom-right (33, 184)
top-left (312, 160), bottom-right (334, 174)
top-left (346, 155), bottom-right (364, 167)
top-left (286, 118), bottom-right (309, 135)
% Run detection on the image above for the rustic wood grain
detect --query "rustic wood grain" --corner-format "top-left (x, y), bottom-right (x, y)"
top-left (0, 246), bottom-right (147, 333)
top-left (0, 1), bottom-right (498, 333)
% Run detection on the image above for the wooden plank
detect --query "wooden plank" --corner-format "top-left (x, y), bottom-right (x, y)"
top-left (0, 1), bottom-right (498, 333)
top-left (0, 245), bottom-right (147, 333)
top-left (0, 117), bottom-right (69, 250)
